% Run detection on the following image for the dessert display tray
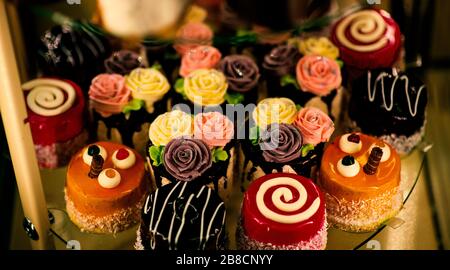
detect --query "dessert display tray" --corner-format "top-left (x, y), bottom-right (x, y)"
top-left (42, 145), bottom-right (427, 250)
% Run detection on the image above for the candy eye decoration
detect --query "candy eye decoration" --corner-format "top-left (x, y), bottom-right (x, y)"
top-left (337, 155), bottom-right (360, 178)
top-left (98, 168), bottom-right (121, 189)
top-left (339, 133), bottom-right (362, 154)
top-left (368, 143), bottom-right (391, 162)
top-left (112, 148), bottom-right (136, 169)
top-left (83, 145), bottom-right (108, 166)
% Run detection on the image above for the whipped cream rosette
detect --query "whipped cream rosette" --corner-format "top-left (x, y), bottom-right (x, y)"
top-left (237, 173), bottom-right (327, 250)
top-left (147, 110), bottom-right (236, 202)
top-left (241, 98), bottom-right (334, 189)
top-left (126, 67), bottom-right (170, 113)
top-left (23, 78), bottom-right (88, 169)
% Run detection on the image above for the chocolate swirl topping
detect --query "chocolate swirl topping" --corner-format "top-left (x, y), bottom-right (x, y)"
top-left (262, 45), bottom-right (301, 77)
top-left (104, 50), bottom-right (146, 75)
top-left (219, 55), bottom-right (260, 93)
top-left (260, 123), bottom-right (303, 163)
top-left (164, 137), bottom-right (212, 182)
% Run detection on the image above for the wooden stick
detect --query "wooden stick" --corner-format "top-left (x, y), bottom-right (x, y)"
top-left (0, 0), bottom-right (53, 250)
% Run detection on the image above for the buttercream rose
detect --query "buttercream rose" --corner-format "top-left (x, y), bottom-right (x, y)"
top-left (184, 69), bottom-right (228, 106)
top-left (296, 55), bottom-right (342, 96)
top-left (252, 98), bottom-right (297, 128)
top-left (259, 123), bottom-right (303, 163)
top-left (174, 22), bottom-right (213, 56)
top-left (149, 110), bottom-right (194, 146)
top-left (298, 37), bottom-right (340, 60)
top-left (262, 45), bottom-right (301, 77)
top-left (104, 50), bottom-right (145, 75)
top-left (293, 107), bottom-right (335, 146)
top-left (163, 137), bottom-right (212, 181)
top-left (219, 55), bottom-right (260, 93)
top-left (89, 73), bottom-right (130, 117)
top-left (179, 45), bottom-right (221, 77)
top-left (194, 112), bottom-right (234, 148)
top-left (126, 68), bottom-right (170, 113)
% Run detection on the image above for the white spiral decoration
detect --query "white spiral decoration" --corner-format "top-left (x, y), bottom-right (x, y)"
top-left (22, 79), bottom-right (76, 116)
top-left (335, 10), bottom-right (388, 53)
top-left (256, 177), bottom-right (321, 224)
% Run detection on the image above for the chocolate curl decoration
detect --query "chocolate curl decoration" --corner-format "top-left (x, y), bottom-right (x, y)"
top-left (88, 154), bottom-right (104, 178)
top-left (363, 147), bottom-right (383, 175)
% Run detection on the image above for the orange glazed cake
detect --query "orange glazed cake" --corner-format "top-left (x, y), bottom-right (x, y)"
top-left (318, 133), bottom-right (402, 232)
top-left (65, 141), bottom-right (148, 233)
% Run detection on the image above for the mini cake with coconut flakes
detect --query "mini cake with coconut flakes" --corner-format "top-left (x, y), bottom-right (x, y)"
top-left (65, 141), bottom-right (148, 233)
top-left (318, 133), bottom-right (402, 232)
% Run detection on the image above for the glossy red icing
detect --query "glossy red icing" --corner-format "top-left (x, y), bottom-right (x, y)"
top-left (25, 79), bottom-right (85, 145)
top-left (330, 9), bottom-right (401, 70)
top-left (242, 173), bottom-right (325, 246)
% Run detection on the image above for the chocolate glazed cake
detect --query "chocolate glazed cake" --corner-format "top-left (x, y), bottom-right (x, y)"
top-left (135, 181), bottom-right (226, 250)
top-left (349, 69), bottom-right (428, 154)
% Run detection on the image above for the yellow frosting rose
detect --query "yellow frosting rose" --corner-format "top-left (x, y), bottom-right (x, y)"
top-left (298, 37), bottom-right (340, 60)
top-left (184, 69), bottom-right (228, 106)
top-left (126, 68), bottom-right (170, 113)
top-left (149, 110), bottom-right (194, 146)
top-left (252, 98), bottom-right (297, 128)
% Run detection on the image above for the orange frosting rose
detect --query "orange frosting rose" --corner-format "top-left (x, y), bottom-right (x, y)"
top-left (293, 107), bottom-right (334, 146)
top-left (179, 45), bottom-right (221, 77)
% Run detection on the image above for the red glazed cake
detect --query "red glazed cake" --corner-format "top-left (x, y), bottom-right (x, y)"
top-left (237, 173), bottom-right (327, 250)
top-left (65, 141), bottom-right (148, 233)
top-left (22, 78), bottom-right (88, 169)
top-left (330, 9), bottom-right (401, 77)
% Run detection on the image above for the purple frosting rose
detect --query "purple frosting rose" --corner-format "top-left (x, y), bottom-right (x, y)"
top-left (262, 45), bottom-right (301, 77)
top-left (219, 55), bottom-right (260, 93)
top-left (259, 123), bottom-right (303, 163)
top-left (104, 50), bottom-right (146, 75)
top-left (163, 137), bottom-right (212, 181)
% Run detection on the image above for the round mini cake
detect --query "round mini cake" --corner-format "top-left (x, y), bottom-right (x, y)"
top-left (237, 173), bottom-right (327, 250)
top-left (318, 133), bottom-right (402, 232)
top-left (330, 8), bottom-right (401, 78)
top-left (65, 141), bottom-right (148, 233)
top-left (23, 78), bottom-right (88, 169)
top-left (349, 69), bottom-right (428, 155)
top-left (135, 181), bottom-right (226, 250)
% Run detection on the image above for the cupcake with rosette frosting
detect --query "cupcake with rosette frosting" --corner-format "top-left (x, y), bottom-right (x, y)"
top-left (173, 68), bottom-right (230, 111)
top-left (179, 45), bottom-right (222, 77)
top-left (104, 50), bottom-right (146, 76)
top-left (219, 55), bottom-right (260, 105)
top-left (147, 110), bottom-right (236, 202)
top-left (241, 98), bottom-right (334, 189)
top-left (262, 44), bottom-right (301, 99)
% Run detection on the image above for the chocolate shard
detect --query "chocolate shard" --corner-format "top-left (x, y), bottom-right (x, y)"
top-left (88, 154), bottom-right (104, 178)
top-left (363, 147), bottom-right (383, 175)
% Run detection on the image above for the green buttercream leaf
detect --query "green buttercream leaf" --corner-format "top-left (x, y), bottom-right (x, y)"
top-left (122, 99), bottom-right (145, 115)
top-left (301, 144), bottom-right (315, 158)
top-left (249, 126), bottom-right (260, 146)
top-left (151, 62), bottom-right (163, 71)
top-left (280, 74), bottom-right (299, 89)
top-left (149, 145), bottom-right (164, 166)
top-left (296, 104), bottom-right (303, 111)
top-left (336, 59), bottom-right (344, 68)
top-left (225, 92), bottom-right (245, 105)
top-left (174, 78), bottom-right (187, 99)
top-left (212, 148), bottom-right (229, 163)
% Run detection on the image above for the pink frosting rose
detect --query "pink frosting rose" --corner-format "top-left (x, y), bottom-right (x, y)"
top-left (293, 107), bottom-right (334, 146)
top-left (179, 45), bottom-right (222, 77)
top-left (296, 55), bottom-right (342, 96)
top-left (89, 74), bottom-right (130, 117)
top-left (174, 22), bottom-right (213, 56)
top-left (194, 112), bottom-right (234, 148)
